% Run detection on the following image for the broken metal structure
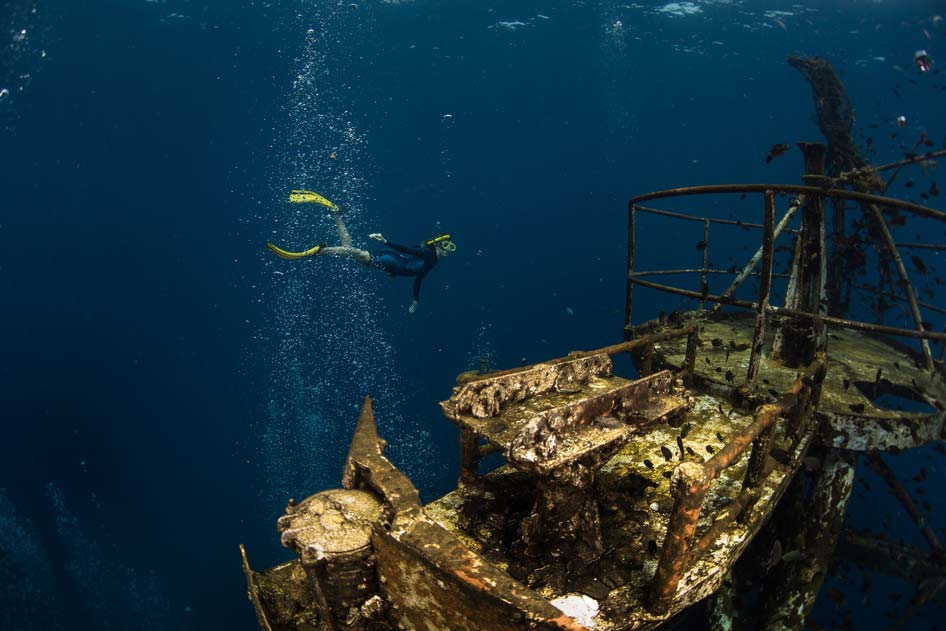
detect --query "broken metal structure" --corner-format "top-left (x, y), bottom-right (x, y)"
top-left (241, 57), bottom-right (946, 631)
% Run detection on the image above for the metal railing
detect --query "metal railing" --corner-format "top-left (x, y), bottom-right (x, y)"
top-left (625, 184), bottom-right (946, 374)
top-left (648, 353), bottom-right (828, 614)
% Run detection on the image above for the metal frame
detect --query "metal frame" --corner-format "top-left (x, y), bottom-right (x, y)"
top-left (625, 184), bottom-right (946, 373)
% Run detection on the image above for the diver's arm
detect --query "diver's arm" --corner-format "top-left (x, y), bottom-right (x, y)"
top-left (386, 241), bottom-right (429, 258)
top-left (409, 274), bottom-right (426, 313)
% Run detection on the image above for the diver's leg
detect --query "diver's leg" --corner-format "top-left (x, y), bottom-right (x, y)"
top-left (318, 246), bottom-right (371, 265)
top-left (329, 208), bottom-right (353, 248)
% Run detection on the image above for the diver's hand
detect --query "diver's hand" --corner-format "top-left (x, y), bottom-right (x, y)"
top-left (408, 300), bottom-right (418, 314)
top-left (369, 233), bottom-right (387, 244)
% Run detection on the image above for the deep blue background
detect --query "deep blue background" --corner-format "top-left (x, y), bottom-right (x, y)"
top-left (1, 1), bottom-right (944, 629)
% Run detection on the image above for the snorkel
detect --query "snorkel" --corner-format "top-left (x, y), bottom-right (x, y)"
top-left (424, 234), bottom-right (456, 256)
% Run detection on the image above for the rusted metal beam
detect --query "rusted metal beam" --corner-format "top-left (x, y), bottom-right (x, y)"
top-left (700, 219), bottom-right (710, 310)
top-left (629, 184), bottom-right (946, 223)
top-left (894, 241), bottom-right (946, 251)
top-left (746, 190), bottom-right (775, 384)
top-left (625, 202), bottom-right (636, 340)
top-left (343, 395), bottom-right (421, 515)
top-left (649, 461), bottom-right (711, 614)
top-left (773, 143), bottom-right (828, 368)
top-left (853, 283), bottom-right (946, 316)
top-left (867, 204), bottom-right (935, 369)
top-left (632, 203), bottom-right (794, 231)
top-left (239, 545), bottom-right (276, 631)
top-left (837, 148), bottom-right (946, 183)
top-left (712, 199), bottom-right (800, 313)
top-left (627, 277), bottom-right (946, 341)
top-left (633, 268), bottom-right (790, 278)
top-left (685, 490), bottom-right (759, 564)
top-left (459, 428), bottom-right (479, 485)
top-left (865, 453), bottom-right (943, 554)
top-left (569, 325), bottom-right (698, 359)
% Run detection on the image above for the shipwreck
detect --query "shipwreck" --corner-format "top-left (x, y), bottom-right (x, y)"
top-left (241, 57), bottom-right (946, 630)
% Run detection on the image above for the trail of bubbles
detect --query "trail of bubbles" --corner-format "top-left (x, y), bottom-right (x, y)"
top-left (596, 3), bottom-right (638, 144)
top-left (0, 0), bottom-right (53, 133)
top-left (261, 5), bottom-right (438, 509)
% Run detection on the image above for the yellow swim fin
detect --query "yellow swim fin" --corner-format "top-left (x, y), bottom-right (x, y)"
top-left (266, 242), bottom-right (324, 260)
top-left (288, 189), bottom-right (338, 210)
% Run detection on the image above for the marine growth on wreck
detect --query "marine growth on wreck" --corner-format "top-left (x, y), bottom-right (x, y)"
top-left (241, 56), bottom-right (946, 631)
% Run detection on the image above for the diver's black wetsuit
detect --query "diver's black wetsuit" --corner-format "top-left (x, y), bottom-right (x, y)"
top-left (370, 242), bottom-right (439, 302)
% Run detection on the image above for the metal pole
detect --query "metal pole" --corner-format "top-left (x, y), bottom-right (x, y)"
top-left (712, 201), bottom-right (800, 313)
top-left (625, 203), bottom-right (636, 341)
top-left (459, 429), bottom-right (479, 484)
top-left (746, 191), bottom-right (775, 385)
top-left (700, 219), bottom-right (710, 309)
top-left (867, 204), bottom-right (934, 370)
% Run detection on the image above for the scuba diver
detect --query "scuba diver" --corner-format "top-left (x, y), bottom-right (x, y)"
top-left (266, 190), bottom-right (455, 313)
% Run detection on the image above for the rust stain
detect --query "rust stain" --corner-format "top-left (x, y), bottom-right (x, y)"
top-left (453, 568), bottom-right (490, 591)
top-left (545, 613), bottom-right (592, 631)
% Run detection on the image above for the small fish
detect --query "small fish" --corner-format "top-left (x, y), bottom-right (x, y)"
top-left (725, 369), bottom-right (735, 383)
top-left (662, 470), bottom-right (672, 479)
top-left (849, 402), bottom-right (866, 413)
top-left (695, 240), bottom-right (707, 251)
top-left (686, 446), bottom-right (696, 456)
top-left (780, 548), bottom-right (802, 562)
top-left (764, 539), bottom-right (783, 571)
top-left (680, 423), bottom-right (691, 439)
top-left (912, 255), bottom-right (927, 274)
top-left (660, 445), bottom-right (674, 461)
top-left (716, 431), bottom-right (725, 442)
top-left (676, 436), bottom-right (685, 458)
top-left (711, 338), bottom-right (723, 347)
top-left (765, 142), bottom-right (790, 164)
top-left (706, 444), bottom-right (716, 454)
top-left (643, 459), bottom-right (654, 469)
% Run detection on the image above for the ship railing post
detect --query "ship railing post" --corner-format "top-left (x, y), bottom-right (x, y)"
top-left (625, 202), bottom-right (636, 341)
top-left (741, 406), bottom-right (779, 490)
top-left (459, 428), bottom-right (479, 484)
top-left (649, 461), bottom-right (710, 614)
top-left (700, 219), bottom-right (710, 310)
top-left (746, 190), bottom-right (775, 385)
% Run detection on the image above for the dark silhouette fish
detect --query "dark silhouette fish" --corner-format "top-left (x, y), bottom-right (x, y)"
top-left (765, 143), bottom-right (790, 163)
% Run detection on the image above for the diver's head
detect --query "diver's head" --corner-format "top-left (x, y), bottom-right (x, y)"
top-left (424, 234), bottom-right (456, 258)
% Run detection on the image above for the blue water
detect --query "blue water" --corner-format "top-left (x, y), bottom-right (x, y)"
top-left (1, 0), bottom-right (944, 629)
